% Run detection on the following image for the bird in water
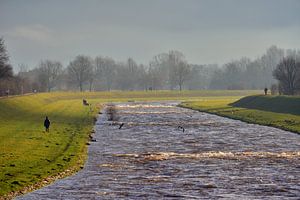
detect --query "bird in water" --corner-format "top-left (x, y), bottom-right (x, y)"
top-left (119, 123), bottom-right (124, 129)
top-left (178, 126), bottom-right (185, 132)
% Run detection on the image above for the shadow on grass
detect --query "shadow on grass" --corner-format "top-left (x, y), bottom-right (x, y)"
top-left (230, 95), bottom-right (300, 116)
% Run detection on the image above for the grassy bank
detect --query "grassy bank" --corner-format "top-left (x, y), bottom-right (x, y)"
top-left (0, 94), bottom-right (100, 198)
top-left (0, 90), bottom-right (258, 198)
top-left (180, 95), bottom-right (300, 134)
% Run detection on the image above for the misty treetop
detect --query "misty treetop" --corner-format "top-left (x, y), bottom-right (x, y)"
top-left (38, 60), bottom-right (63, 92)
top-left (0, 38), bottom-right (300, 96)
top-left (0, 38), bottom-right (13, 80)
top-left (67, 55), bottom-right (94, 92)
top-left (273, 56), bottom-right (300, 95)
top-left (11, 51), bottom-right (193, 93)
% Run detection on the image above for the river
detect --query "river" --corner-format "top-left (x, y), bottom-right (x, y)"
top-left (17, 102), bottom-right (300, 199)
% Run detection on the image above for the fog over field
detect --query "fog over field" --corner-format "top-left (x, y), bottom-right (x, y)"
top-left (0, 0), bottom-right (299, 93)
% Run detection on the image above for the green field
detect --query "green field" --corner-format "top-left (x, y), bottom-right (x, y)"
top-left (180, 95), bottom-right (300, 134)
top-left (0, 90), bottom-right (258, 198)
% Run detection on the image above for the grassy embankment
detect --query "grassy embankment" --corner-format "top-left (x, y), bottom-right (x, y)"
top-left (180, 95), bottom-right (300, 134)
top-left (0, 90), bottom-right (258, 198)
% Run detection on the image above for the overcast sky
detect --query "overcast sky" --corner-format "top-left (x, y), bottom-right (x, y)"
top-left (1, 0), bottom-right (299, 69)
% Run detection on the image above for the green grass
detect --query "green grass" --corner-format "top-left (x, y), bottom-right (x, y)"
top-left (180, 95), bottom-right (300, 134)
top-left (0, 90), bottom-right (258, 198)
top-left (0, 94), bottom-right (99, 198)
top-left (231, 95), bottom-right (300, 115)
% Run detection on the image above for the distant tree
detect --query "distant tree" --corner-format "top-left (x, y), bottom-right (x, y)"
top-left (210, 59), bottom-right (246, 90)
top-left (167, 51), bottom-right (191, 91)
top-left (87, 60), bottom-right (96, 92)
top-left (114, 58), bottom-right (140, 90)
top-left (149, 54), bottom-right (169, 89)
top-left (127, 58), bottom-right (139, 90)
top-left (18, 63), bottom-right (28, 73)
top-left (67, 55), bottom-right (93, 91)
top-left (273, 57), bottom-right (300, 95)
top-left (95, 56), bottom-right (116, 91)
top-left (186, 64), bottom-right (217, 90)
top-left (186, 65), bottom-right (203, 90)
top-left (147, 62), bottom-right (164, 90)
top-left (17, 63), bottom-right (29, 94)
top-left (244, 59), bottom-right (263, 89)
top-left (38, 60), bottom-right (63, 92)
top-left (137, 64), bottom-right (150, 90)
top-left (0, 38), bottom-right (13, 79)
top-left (260, 45), bottom-right (284, 87)
top-left (209, 68), bottom-right (226, 89)
top-left (168, 50), bottom-right (186, 89)
top-left (173, 61), bottom-right (191, 91)
top-left (224, 61), bottom-right (244, 89)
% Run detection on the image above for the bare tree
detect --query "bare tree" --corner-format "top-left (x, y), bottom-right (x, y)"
top-left (0, 38), bottom-right (13, 79)
top-left (261, 45), bottom-right (285, 87)
top-left (137, 64), bottom-right (149, 90)
top-left (67, 55), bottom-right (93, 91)
top-left (115, 58), bottom-right (140, 90)
top-left (273, 57), bottom-right (300, 95)
top-left (148, 51), bottom-right (192, 90)
top-left (88, 60), bottom-right (96, 92)
top-left (95, 56), bottom-right (116, 91)
top-left (174, 61), bottom-right (191, 91)
top-left (224, 61), bottom-right (244, 89)
top-left (149, 54), bottom-right (169, 89)
top-left (17, 63), bottom-right (29, 94)
top-left (147, 63), bottom-right (164, 90)
top-left (167, 51), bottom-right (190, 90)
top-left (38, 60), bottom-right (63, 92)
top-left (127, 58), bottom-right (138, 90)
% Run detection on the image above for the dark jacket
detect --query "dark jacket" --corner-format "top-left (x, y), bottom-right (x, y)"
top-left (44, 118), bottom-right (50, 128)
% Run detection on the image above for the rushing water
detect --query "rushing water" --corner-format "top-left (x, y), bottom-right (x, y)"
top-left (17, 102), bottom-right (300, 199)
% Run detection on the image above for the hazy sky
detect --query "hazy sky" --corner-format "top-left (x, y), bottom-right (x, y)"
top-left (1, 0), bottom-right (299, 69)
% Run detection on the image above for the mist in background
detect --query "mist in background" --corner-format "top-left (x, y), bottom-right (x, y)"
top-left (0, 0), bottom-right (300, 94)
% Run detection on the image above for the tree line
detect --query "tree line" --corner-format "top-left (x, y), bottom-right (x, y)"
top-left (1, 47), bottom-right (193, 94)
top-left (208, 46), bottom-right (299, 91)
top-left (0, 37), bottom-right (299, 96)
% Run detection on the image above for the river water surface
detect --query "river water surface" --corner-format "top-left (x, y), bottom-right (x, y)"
top-left (17, 102), bottom-right (300, 199)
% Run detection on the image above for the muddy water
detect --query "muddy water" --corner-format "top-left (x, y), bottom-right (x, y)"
top-left (17, 102), bottom-right (300, 199)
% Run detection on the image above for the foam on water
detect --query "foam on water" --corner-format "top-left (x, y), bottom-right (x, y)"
top-left (113, 151), bottom-right (300, 161)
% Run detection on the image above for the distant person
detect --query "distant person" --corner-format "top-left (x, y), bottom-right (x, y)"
top-left (44, 116), bottom-right (50, 132)
top-left (264, 88), bottom-right (268, 95)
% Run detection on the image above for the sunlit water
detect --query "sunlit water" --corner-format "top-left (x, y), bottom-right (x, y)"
top-left (17, 102), bottom-right (300, 199)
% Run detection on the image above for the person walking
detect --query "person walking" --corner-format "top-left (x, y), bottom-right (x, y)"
top-left (44, 116), bottom-right (51, 132)
top-left (264, 88), bottom-right (268, 95)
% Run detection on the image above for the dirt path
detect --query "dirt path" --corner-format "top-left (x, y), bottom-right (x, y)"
top-left (17, 102), bottom-right (300, 199)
